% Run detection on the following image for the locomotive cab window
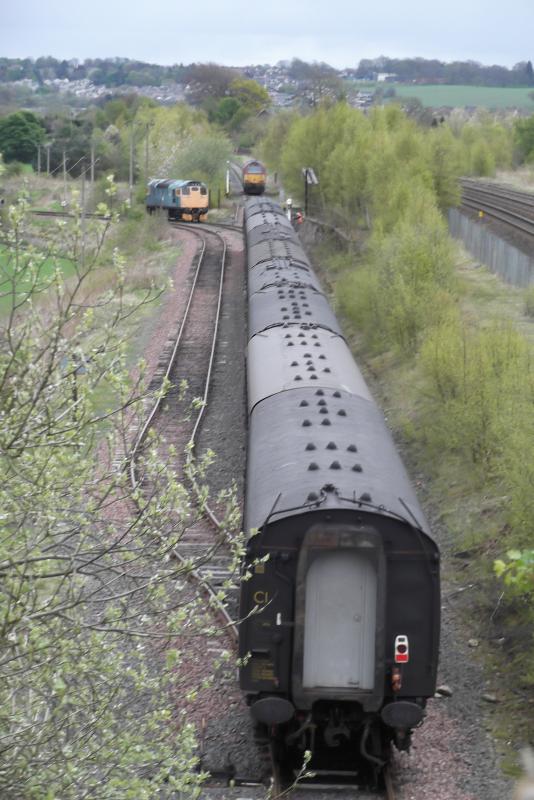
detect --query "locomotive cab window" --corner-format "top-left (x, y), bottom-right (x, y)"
top-left (200, 187), bottom-right (207, 195)
top-left (182, 187), bottom-right (190, 195)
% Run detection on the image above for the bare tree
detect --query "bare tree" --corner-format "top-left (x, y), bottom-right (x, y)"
top-left (184, 63), bottom-right (237, 106)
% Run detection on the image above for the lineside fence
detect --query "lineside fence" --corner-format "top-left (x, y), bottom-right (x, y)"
top-left (448, 208), bottom-right (534, 288)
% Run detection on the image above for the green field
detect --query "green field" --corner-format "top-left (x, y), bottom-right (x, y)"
top-left (393, 84), bottom-right (534, 110)
top-left (349, 81), bottom-right (534, 110)
top-left (0, 246), bottom-right (76, 314)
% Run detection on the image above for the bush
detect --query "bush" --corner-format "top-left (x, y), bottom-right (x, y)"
top-left (337, 198), bottom-right (456, 356)
top-left (421, 319), bottom-right (532, 474)
top-left (4, 160), bottom-right (27, 177)
top-left (524, 285), bottom-right (534, 317)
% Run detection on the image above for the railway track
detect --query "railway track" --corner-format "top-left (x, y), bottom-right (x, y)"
top-left (460, 177), bottom-right (534, 241)
top-left (30, 208), bottom-right (111, 220)
top-left (30, 206), bottom-right (243, 228)
top-left (270, 770), bottom-right (397, 799)
top-left (203, 770), bottom-right (396, 800)
top-left (265, 738), bottom-right (397, 800)
top-left (28, 204), bottom-right (244, 634)
top-left (128, 221), bottom-right (241, 640)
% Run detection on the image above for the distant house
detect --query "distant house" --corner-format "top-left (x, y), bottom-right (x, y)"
top-left (377, 72), bottom-right (397, 83)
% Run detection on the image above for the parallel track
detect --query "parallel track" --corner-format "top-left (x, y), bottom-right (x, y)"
top-left (29, 204), bottom-right (243, 635)
top-left (30, 208), bottom-right (110, 220)
top-left (460, 178), bottom-right (534, 240)
top-left (128, 222), bottom-right (240, 640)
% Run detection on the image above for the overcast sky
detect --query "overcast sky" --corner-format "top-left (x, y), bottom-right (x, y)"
top-left (2, 0), bottom-right (534, 70)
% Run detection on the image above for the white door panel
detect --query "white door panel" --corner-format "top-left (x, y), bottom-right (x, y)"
top-left (303, 551), bottom-right (376, 690)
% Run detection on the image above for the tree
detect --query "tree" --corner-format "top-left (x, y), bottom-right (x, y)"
top-left (210, 80), bottom-right (270, 132)
top-left (185, 63), bottom-right (236, 106)
top-left (173, 131), bottom-right (233, 185)
top-left (228, 78), bottom-right (270, 113)
top-left (213, 96), bottom-right (241, 126)
top-left (515, 115), bottom-right (534, 162)
top-left (0, 176), bottom-right (240, 797)
top-left (0, 111), bottom-right (45, 163)
top-left (288, 59), bottom-right (343, 106)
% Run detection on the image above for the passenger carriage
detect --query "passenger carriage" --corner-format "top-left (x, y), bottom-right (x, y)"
top-left (239, 197), bottom-right (440, 785)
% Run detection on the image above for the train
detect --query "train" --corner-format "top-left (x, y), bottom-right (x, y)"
top-left (145, 178), bottom-right (209, 222)
top-left (239, 197), bottom-right (441, 787)
top-left (242, 160), bottom-right (267, 195)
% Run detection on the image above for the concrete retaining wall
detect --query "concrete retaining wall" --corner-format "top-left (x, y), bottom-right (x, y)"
top-left (448, 208), bottom-right (534, 288)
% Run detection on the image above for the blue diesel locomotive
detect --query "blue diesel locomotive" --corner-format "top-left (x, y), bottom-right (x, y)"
top-left (145, 178), bottom-right (208, 222)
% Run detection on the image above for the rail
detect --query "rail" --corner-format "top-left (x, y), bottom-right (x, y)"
top-left (127, 221), bottom-right (239, 640)
top-left (460, 179), bottom-right (534, 240)
top-left (30, 208), bottom-right (111, 220)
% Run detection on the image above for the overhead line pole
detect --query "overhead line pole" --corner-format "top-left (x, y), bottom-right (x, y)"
top-left (129, 124), bottom-right (134, 208)
top-left (144, 123), bottom-right (151, 178)
top-left (90, 143), bottom-right (95, 184)
top-left (63, 150), bottom-right (68, 205)
top-left (81, 160), bottom-right (86, 268)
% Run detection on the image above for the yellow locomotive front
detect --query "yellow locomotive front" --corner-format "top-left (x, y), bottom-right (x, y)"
top-left (178, 180), bottom-right (209, 222)
top-left (242, 160), bottom-right (266, 195)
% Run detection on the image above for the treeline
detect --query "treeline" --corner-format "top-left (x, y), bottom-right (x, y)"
top-left (261, 105), bottom-right (533, 703)
top-left (0, 56), bottom-right (187, 87)
top-left (354, 56), bottom-right (534, 87)
top-left (262, 104), bottom-right (514, 223)
top-left (5, 54), bottom-right (534, 91)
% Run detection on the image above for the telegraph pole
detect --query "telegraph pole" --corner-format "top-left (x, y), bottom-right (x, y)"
top-left (81, 161), bottom-right (86, 267)
top-left (145, 124), bottom-right (150, 177)
top-left (80, 159), bottom-right (85, 210)
top-left (129, 124), bottom-right (134, 207)
top-left (37, 145), bottom-right (41, 174)
top-left (90, 143), bottom-right (95, 184)
top-left (45, 143), bottom-right (51, 175)
top-left (63, 150), bottom-right (68, 205)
